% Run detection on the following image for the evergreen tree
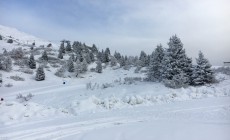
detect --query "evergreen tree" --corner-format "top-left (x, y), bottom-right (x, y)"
top-left (85, 53), bottom-right (91, 64)
top-left (41, 50), bottom-right (48, 61)
top-left (119, 56), bottom-right (126, 67)
top-left (89, 52), bottom-right (95, 62)
top-left (67, 57), bottom-right (74, 72)
top-left (92, 44), bottom-right (98, 53)
top-left (104, 48), bottom-right (110, 62)
top-left (147, 44), bottom-right (164, 81)
top-left (0, 35), bottom-right (2, 40)
top-left (139, 51), bottom-right (147, 67)
top-left (110, 56), bottom-right (117, 67)
top-left (58, 50), bottom-right (63, 59)
top-left (35, 66), bottom-right (45, 81)
top-left (162, 35), bottom-right (192, 88)
top-left (1, 56), bottom-right (12, 72)
top-left (114, 51), bottom-right (122, 61)
top-left (65, 41), bottom-right (72, 51)
top-left (29, 53), bottom-right (36, 69)
top-left (60, 42), bottom-right (65, 53)
top-left (96, 61), bottom-right (102, 73)
top-left (97, 51), bottom-right (103, 62)
top-left (192, 51), bottom-right (214, 85)
top-left (81, 59), bottom-right (88, 73)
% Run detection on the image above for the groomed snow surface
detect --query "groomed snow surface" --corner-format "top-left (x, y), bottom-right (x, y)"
top-left (0, 25), bottom-right (230, 140)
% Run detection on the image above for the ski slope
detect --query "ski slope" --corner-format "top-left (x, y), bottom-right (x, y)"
top-left (0, 25), bottom-right (230, 140)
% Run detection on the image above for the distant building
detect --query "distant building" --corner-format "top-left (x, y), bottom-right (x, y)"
top-left (224, 62), bottom-right (230, 66)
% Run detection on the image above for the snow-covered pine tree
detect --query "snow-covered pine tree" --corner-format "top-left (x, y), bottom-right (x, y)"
top-left (104, 48), bottom-right (110, 62)
top-left (29, 53), bottom-right (36, 69)
top-left (96, 61), bottom-right (102, 73)
top-left (60, 42), bottom-right (65, 53)
top-left (67, 57), bottom-right (74, 72)
top-left (162, 35), bottom-right (191, 88)
top-left (70, 54), bottom-right (75, 61)
top-left (41, 50), bottom-right (48, 61)
top-left (110, 56), bottom-right (117, 67)
top-left (192, 51), bottom-right (214, 85)
top-left (119, 56), bottom-right (126, 67)
top-left (91, 44), bottom-right (98, 54)
top-left (139, 51), bottom-right (147, 67)
top-left (65, 41), bottom-right (72, 51)
top-left (89, 52), bottom-right (95, 62)
top-left (85, 53), bottom-right (91, 64)
top-left (81, 59), bottom-right (88, 73)
top-left (97, 51), bottom-right (102, 62)
top-left (1, 56), bottom-right (12, 71)
top-left (58, 49), bottom-right (63, 59)
top-left (114, 51), bottom-right (121, 61)
top-left (35, 66), bottom-right (45, 81)
top-left (0, 35), bottom-right (2, 40)
top-left (147, 44), bottom-right (164, 81)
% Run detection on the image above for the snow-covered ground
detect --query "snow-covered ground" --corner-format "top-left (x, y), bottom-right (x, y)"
top-left (0, 25), bottom-right (230, 140)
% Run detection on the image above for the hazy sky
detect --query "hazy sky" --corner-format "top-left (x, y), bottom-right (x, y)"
top-left (0, 0), bottom-right (229, 65)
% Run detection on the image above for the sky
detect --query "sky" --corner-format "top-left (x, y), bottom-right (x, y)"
top-left (0, 0), bottom-right (230, 65)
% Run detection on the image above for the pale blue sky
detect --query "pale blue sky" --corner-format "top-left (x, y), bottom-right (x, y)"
top-left (0, 0), bottom-right (230, 65)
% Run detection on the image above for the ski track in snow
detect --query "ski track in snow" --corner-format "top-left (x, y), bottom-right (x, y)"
top-left (1, 97), bottom-right (230, 140)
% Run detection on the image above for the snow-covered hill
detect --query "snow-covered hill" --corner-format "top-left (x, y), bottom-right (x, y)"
top-left (0, 25), bottom-right (230, 140)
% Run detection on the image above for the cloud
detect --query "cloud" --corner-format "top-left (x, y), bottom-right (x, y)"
top-left (0, 0), bottom-right (229, 65)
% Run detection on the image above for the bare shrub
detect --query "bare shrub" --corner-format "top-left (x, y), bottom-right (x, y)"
top-left (10, 75), bottom-right (25, 81)
top-left (5, 83), bottom-right (13, 87)
top-left (16, 93), bottom-right (34, 102)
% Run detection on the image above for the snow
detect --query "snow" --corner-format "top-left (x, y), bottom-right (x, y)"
top-left (0, 25), bottom-right (230, 140)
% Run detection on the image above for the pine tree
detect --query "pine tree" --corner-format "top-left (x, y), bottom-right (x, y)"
top-left (139, 51), bottom-right (147, 67)
top-left (85, 53), bottom-right (91, 64)
top-left (29, 53), bottom-right (36, 69)
top-left (60, 42), bottom-right (65, 53)
top-left (114, 51), bottom-right (121, 61)
top-left (192, 51), bottom-right (214, 85)
top-left (35, 66), bottom-right (45, 81)
top-left (1, 56), bottom-right (12, 72)
top-left (81, 59), bottom-right (88, 73)
top-left (65, 41), bottom-right (72, 51)
top-left (89, 52), bottom-right (95, 62)
top-left (119, 56), bottom-right (126, 67)
top-left (162, 35), bottom-right (191, 88)
top-left (147, 44), bottom-right (164, 81)
top-left (92, 44), bottom-right (98, 53)
top-left (96, 61), bottom-right (102, 73)
top-left (41, 50), bottom-right (48, 61)
top-left (58, 50), bottom-right (63, 59)
top-left (104, 48), bottom-right (110, 62)
top-left (97, 51), bottom-right (102, 62)
top-left (67, 57), bottom-right (74, 72)
top-left (0, 35), bottom-right (2, 40)
top-left (110, 56), bottom-right (117, 67)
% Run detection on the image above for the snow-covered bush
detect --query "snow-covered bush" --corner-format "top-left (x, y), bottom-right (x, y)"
top-left (0, 56), bottom-right (12, 72)
top-left (124, 77), bottom-right (142, 85)
top-left (7, 39), bottom-right (13, 43)
top-left (101, 83), bottom-right (114, 89)
top-left (55, 66), bottom-right (66, 77)
top-left (16, 93), bottom-right (34, 102)
top-left (5, 83), bottom-right (13, 87)
top-left (86, 82), bottom-right (99, 90)
top-left (163, 73), bottom-right (188, 89)
top-left (10, 75), bottom-right (25, 81)
top-left (9, 47), bottom-right (24, 59)
top-left (20, 68), bottom-right (34, 74)
top-left (214, 67), bottom-right (230, 75)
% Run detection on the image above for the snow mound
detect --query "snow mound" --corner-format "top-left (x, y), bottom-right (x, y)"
top-left (0, 101), bottom-right (69, 125)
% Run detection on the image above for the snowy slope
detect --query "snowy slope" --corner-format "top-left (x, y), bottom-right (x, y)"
top-left (0, 25), bottom-right (56, 52)
top-left (0, 25), bottom-right (230, 140)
